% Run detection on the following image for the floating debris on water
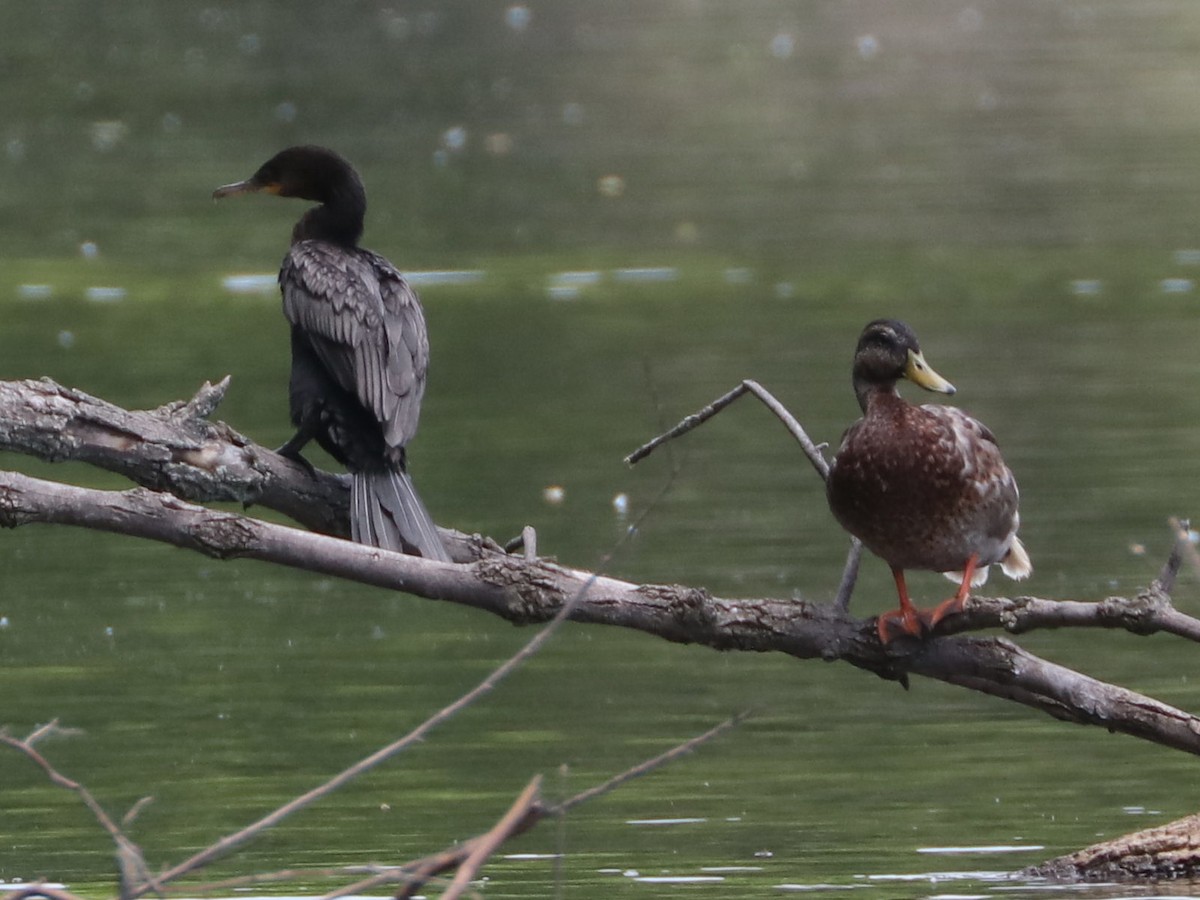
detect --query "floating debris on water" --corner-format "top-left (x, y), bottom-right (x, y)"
top-left (635, 875), bottom-right (724, 884)
top-left (85, 286), bottom-right (126, 303)
top-left (552, 270), bottom-right (602, 286)
top-left (612, 492), bottom-right (629, 515)
top-left (775, 281), bottom-right (796, 299)
top-left (546, 270), bottom-right (601, 299)
top-left (57, 331), bottom-right (75, 349)
top-left (504, 853), bottom-right (562, 860)
top-left (1174, 249), bottom-right (1200, 265)
top-left (562, 102), bottom-right (585, 125)
top-left (17, 284), bottom-right (52, 300)
top-left (547, 284), bottom-right (580, 301)
top-left (222, 273), bottom-right (277, 294)
top-left (441, 125), bottom-right (468, 152)
top-left (90, 120), bottom-right (127, 152)
top-left (856, 33), bottom-right (880, 59)
top-left (1160, 278), bottom-right (1194, 294)
top-left (626, 817), bottom-right (707, 825)
top-left (405, 270), bottom-right (485, 286)
top-left (543, 485), bottom-right (565, 505)
top-left (1069, 279), bottom-right (1103, 296)
top-left (221, 268), bottom-right (481, 292)
top-left (80, 240), bottom-right (99, 259)
top-left (613, 267), bottom-right (677, 283)
top-left (916, 844), bottom-right (1045, 854)
top-left (769, 31), bottom-right (795, 59)
top-left (504, 4), bottom-right (531, 31)
top-left (598, 174), bottom-right (625, 197)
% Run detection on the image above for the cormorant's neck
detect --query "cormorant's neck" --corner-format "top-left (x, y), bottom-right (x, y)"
top-left (854, 377), bottom-right (900, 414)
top-left (291, 180), bottom-right (366, 248)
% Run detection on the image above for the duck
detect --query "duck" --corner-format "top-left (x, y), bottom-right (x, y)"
top-left (825, 319), bottom-right (1030, 643)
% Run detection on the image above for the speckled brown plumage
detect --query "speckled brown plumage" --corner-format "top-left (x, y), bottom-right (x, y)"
top-left (826, 319), bottom-right (1029, 641)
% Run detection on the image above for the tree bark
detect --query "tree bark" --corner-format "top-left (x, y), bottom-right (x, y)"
top-left (1024, 812), bottom-right (1200, 881)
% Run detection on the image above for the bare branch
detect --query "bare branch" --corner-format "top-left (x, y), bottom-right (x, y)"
top-left (0, 378), bottom-right (473, 559)
top-left (4, 467), bottom-right (1200, 758)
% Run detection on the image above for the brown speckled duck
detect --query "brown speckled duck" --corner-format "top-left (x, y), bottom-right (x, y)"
top-left (826, 319), bottom-right (1030, 643)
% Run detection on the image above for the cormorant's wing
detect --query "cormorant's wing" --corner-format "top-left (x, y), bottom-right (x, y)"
top-left (281, 241), bottom-right (430, 451)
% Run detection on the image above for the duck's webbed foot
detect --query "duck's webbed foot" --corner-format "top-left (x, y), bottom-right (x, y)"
top-left (875, 605), bottom-right (928, 644)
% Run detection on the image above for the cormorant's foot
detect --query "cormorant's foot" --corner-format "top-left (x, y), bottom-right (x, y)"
top-left (275, 444), bottom-right (317, 478)
top-left (876, 607), bottom-right (927, 644)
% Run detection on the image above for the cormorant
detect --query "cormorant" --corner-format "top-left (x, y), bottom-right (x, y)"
top-left (214, 145), bottom-right (450, 562)
top-left (826, 320), bottom-right (1029, 642)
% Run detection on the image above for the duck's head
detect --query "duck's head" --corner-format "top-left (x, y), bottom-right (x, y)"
top-left (851, 319), bottom-right (956, 410)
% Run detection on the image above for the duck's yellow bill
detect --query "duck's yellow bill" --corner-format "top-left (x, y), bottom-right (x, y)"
top-left (905, 349), bottom-right (956, 395)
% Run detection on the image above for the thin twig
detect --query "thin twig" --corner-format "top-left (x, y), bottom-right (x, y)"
top-left (833, 539), bottom-right (863, 612)
top-left (391, 712), bottom-right (746, 898)
top-left (553, 710), bottom-right (747, 814)
top-left (625, 379), bottom-right (830, 481)
top-left (133, 418), bottom-right (680, 897)
top-left (130, 570), bottom-right (592, 898)
top-left (0, 725), bottom-right (141, 856)
top-left (1167, 517), bottom-right (1200, 587)
top-left (440, 776), bottom-right (543, 900)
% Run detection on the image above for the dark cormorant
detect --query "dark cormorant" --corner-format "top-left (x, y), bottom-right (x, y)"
top-left (214, 145), bottom-right (450, 562)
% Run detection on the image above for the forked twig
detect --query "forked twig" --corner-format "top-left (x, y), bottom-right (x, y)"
top-left (0, 724), bottom-right (151, 888)
top-left (625, 379), bottom-right (829, 480)
top-left (625, 379), bottom-right (863, 610)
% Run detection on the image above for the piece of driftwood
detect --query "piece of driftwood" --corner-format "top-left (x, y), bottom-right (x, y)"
top-left (1024, 812), bottom-right (1200, 881)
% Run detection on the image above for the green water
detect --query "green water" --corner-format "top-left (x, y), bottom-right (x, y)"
top-left (4, 3), bottom-right (1200, 899)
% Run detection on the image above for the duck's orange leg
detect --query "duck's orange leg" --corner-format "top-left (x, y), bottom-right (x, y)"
top-left (877, 567), bottom-right (925, 643)
top-left (926, 554), bottom-right (979, 631)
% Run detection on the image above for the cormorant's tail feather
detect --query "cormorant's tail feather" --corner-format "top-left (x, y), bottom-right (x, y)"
top-left (351, 470), bottom-right (450, 562)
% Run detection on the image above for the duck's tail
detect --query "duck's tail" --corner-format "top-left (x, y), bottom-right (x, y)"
top-left (999, 535), bottom-right (1032, 581)
top-left (942, 535), bottom-right (1031, 588)
top-left (350, 469), bottom-right (450, 562)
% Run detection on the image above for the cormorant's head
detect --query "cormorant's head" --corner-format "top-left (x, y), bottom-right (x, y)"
top-left (852, 319), bottom-right (956, 396)
top-left (213, 145), bottom-right (364, 207)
